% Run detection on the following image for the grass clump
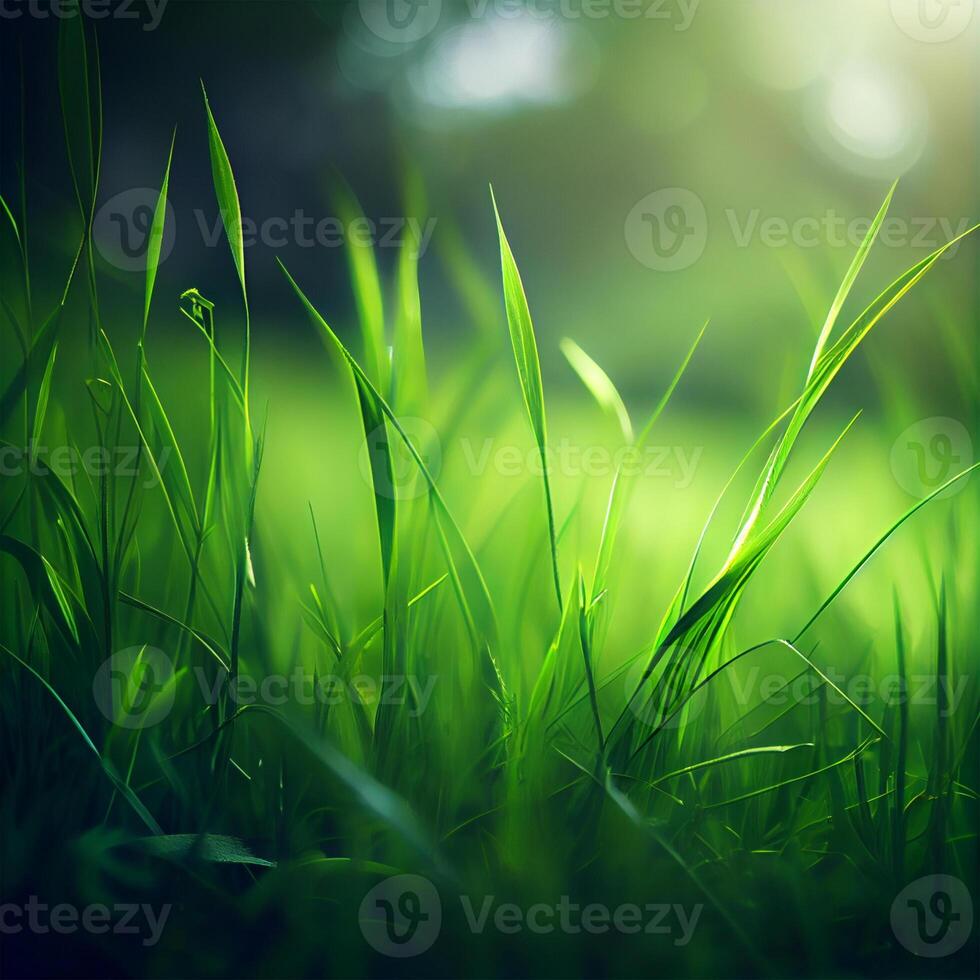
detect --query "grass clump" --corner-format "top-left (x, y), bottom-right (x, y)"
top-left (0, 18), bottom-right (977, 980)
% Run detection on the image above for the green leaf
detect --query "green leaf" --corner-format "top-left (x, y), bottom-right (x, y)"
top-left (127, 834), bottom-right (275, 867)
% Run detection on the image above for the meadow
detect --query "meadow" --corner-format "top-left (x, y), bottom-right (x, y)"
top-left (0, 11), bottom-right (977, 980)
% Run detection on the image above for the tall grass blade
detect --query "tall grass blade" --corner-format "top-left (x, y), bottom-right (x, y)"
top-left (491, 186), bottom-right (562, 613)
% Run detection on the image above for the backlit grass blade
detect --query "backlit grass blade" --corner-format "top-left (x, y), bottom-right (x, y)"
top-left (30, 340), bottom-right (58, 454)
top-left (201, 85), bottom-right (245, 298)
top-left (560, 339), bottom-right (632, 444)
top-left (392, 169), bottom-right (428, 415)
top-left (611, 414), bottom-right (861, 758)
top-left (201, 83), bottom-right (252, 455)
top-left (806, 179), bottom-right (897, 381)
top-left (143, 129), bottom-right (176, 337)
top-left (491, 186), bottom-right (562, 614)
top-left (332, 175), bottom-right (388, 394)
top-left (0, 193), bottom-right (20, 250)
top-left (727, 218), bottom-right (978, 570)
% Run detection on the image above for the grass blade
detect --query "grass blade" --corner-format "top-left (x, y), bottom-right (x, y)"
top-left (491, 186), bottom-right (562, 613)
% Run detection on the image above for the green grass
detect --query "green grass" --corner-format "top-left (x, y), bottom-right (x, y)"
top-left (0, 17), bottom-right (977, 980)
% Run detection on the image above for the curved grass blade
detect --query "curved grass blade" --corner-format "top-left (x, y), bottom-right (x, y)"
top-left (625, 742), bottom-right (814, 787)
top-left (560, 339), bottom-right (632, 444)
